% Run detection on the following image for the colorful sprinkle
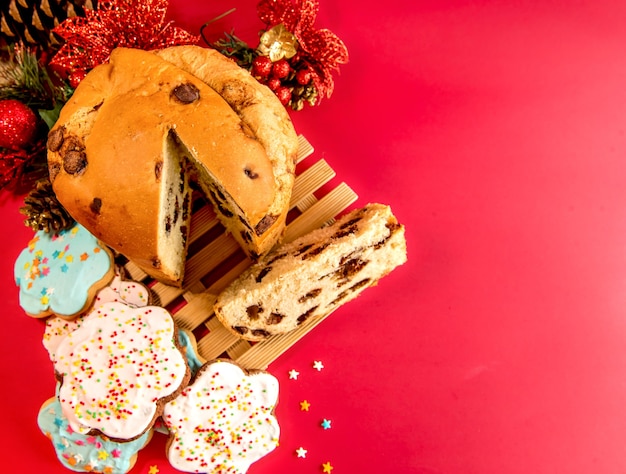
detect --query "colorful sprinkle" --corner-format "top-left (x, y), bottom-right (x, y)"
top-left (321, 419), bottom-right (332, 430)
top-left (288, 369), bottom-right (300, 380)
top-left (313, 360), bottom-right (324, 371)
top-left (300, 400), bottom-right (311, 411)
top-left (296, 447), bottom-right (308, 458)
top-left (322, 461), bottom-right (334, 473)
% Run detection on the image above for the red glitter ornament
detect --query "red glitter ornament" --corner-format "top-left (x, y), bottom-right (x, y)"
top-left (0, 100), bottom-right (39, 150)
top-left (257, 0), bottom-right (349, 101)
top-left (50, 0), bottom-right (199, 79)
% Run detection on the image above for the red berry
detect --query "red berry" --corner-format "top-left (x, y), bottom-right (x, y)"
top-left (251, 56), bottom-right (273, 78)
top-left (274, 86), bottom-right (292, 106)
top-left (271, 59), bottom-right (291, 79)
top-left (295, 68), bottom-right (312, 85)
top-left (266, 78), bottom-right (282, 91)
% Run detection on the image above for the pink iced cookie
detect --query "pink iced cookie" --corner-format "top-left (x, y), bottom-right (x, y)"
top-left (43, 266), bottom-right (152, 364)
top-left (163, 359), bottom-right (280, 473)
top-left (54, 301), bottom-right (190, 441)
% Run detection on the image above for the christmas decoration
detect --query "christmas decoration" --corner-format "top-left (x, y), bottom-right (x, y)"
top-left (50, 0), bottom-right (199, 82)
top-left (0, 0), bottom-right (97, 49)
top-left (0, 99), bottom-right (39, 149)
top-left (0, 139), bottom-right (46, 190)
top-left (20, 177), bottom-right (75, 232)
top-left (211, 0), bottom-right (349, 110)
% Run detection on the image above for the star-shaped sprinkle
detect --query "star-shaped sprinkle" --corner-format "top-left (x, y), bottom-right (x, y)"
top-left (322, 461), bottom-right (334, 473)
top-left (148, 466), bottom-right (160, 474)
top-left (321, 418), bottom-right (332, 430)
top-left (97, 449), bottom-right (109, 460)
top-left (111, 448), bottom-right (121, 458)
top-left (295, 447), bottom-right (308, 458)
top-left (289, 369), bottom-right (300, 380)
top-left (300, 400), bottom-right (311, 411)
top-left (313, 360), bottom-right (324, 371)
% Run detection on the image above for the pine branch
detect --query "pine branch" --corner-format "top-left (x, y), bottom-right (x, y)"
top-left (0, 44), bottom-right (67, 110)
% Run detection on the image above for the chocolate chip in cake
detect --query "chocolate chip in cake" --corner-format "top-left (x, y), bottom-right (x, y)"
top-left (155, 161), bottom-right (163, 180)
top-left (251, 329), bottom-right (271, 338)
top-left (90, 197), bottom-right (102, 215)
top-left (233, 326), bottom-right (249, 335)
top-left (240, 229), bottom-right (253, 244)
top-left (47, 127), bottom-right (65, 152)
top-left (220, 80), bottom-right (258, 109)
top-left (244, 167), bottom-right (259, 179)
top-left (63, 150), bottom-right (88, 175)
top-left (328, 278), bottom-right (371, 306)
top-left (246, 304), bottom-right (263, 321)
top-left (255, 266), bottom-right (273, 283)
top-left (302, 243), bottom-right (329, 260)
top-left (255, 214), bottom-right (278, 235)
top-left (297, 305), bottom-right (319, 325)
top-left (171, 83), bottom-right (200, 104)
top-left (266, 313), bottom-right (285, 325)
top-left (298, 288), bottom-right (322, 303)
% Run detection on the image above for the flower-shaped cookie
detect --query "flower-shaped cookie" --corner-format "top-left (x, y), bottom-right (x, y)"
top-left (42, 266), bottom-right (151, 364)
top-left (163, 359), bottom-right (280, 473)
top-left (38, 397), bottom-right (151, 473)
top-left (14, 223), bottom-right (114, 318)
top-left (54, 301), bottom-right (190, 441)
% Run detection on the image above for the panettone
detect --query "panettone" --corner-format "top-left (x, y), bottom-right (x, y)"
top-left (47, 47), bottom-right (298, 285)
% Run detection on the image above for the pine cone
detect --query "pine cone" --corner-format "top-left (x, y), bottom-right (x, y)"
top-left (20, 177), bottom-right (74, 233)
top-left (290, 84), bottom-right (318, 111)
top-left (1, 0), bottom-right (97, 49)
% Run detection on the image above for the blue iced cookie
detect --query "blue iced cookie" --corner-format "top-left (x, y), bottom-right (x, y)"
top-left (38, 397), bottom-right (151, 473)
top-left (14, 223), bottom-right (114, 318)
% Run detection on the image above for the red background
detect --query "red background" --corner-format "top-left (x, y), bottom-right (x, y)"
top-left (3, 0), bottom-right (626, 472)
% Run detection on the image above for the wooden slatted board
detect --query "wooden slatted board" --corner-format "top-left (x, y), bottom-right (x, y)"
top-left (123, 136), bottom-right (358, 370)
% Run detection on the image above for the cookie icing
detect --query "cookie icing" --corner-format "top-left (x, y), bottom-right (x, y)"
top-left (43, 267), bottom-right (151, 364)
top-left (14, 223), bottom-right (113, 317)
top-left (38, 397), bottom-right (150, 473)
top-left (163, 360), bottom-right (280, 473)
top-left (55, 301), bottom-right (189, 440)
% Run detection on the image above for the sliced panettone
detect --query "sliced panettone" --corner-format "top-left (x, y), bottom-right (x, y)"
top-left (156, 45), bottom-right (299, 258)
top-left (47, 47), bottom-right (296, 286)
top-left (214, 203), bottom-right (408, 341)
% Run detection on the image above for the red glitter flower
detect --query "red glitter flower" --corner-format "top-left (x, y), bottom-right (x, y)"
top-left (257, 0), bottom-right (349, 101)
top-left (50, 0), bottom-right (198, 78)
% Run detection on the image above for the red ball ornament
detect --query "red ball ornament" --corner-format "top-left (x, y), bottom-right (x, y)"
top-left (252, 56), bottom-right (273, 78)
top-left (0, 100), bottom-right (39, 150)
top-left (275, 86), bottom-right (292, 106)
top-left (271, 59), bottom-right (291, 79)
top-left (296, 68), bottom-right (312, 85)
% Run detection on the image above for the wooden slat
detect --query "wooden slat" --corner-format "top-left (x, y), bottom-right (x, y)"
top-left (283, 182), bottom-right (358, 243)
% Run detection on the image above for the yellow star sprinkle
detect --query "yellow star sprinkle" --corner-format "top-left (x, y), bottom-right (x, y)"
top-left (300, 400), bottom-right (311, 411)
top-left (97, 450), bottom-right (109, 460)
top-left (148, 466), bottom-right (160, 474)
top-left (322, 461), bottom-right (334, 473)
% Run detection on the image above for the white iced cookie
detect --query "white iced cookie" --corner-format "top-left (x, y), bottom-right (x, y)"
top-left (54, 301), bottom-right (189, 441)
top-left (43, 266), bottom-right (151, 363)
top-left (163, 359), bottom-right (280, 473)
